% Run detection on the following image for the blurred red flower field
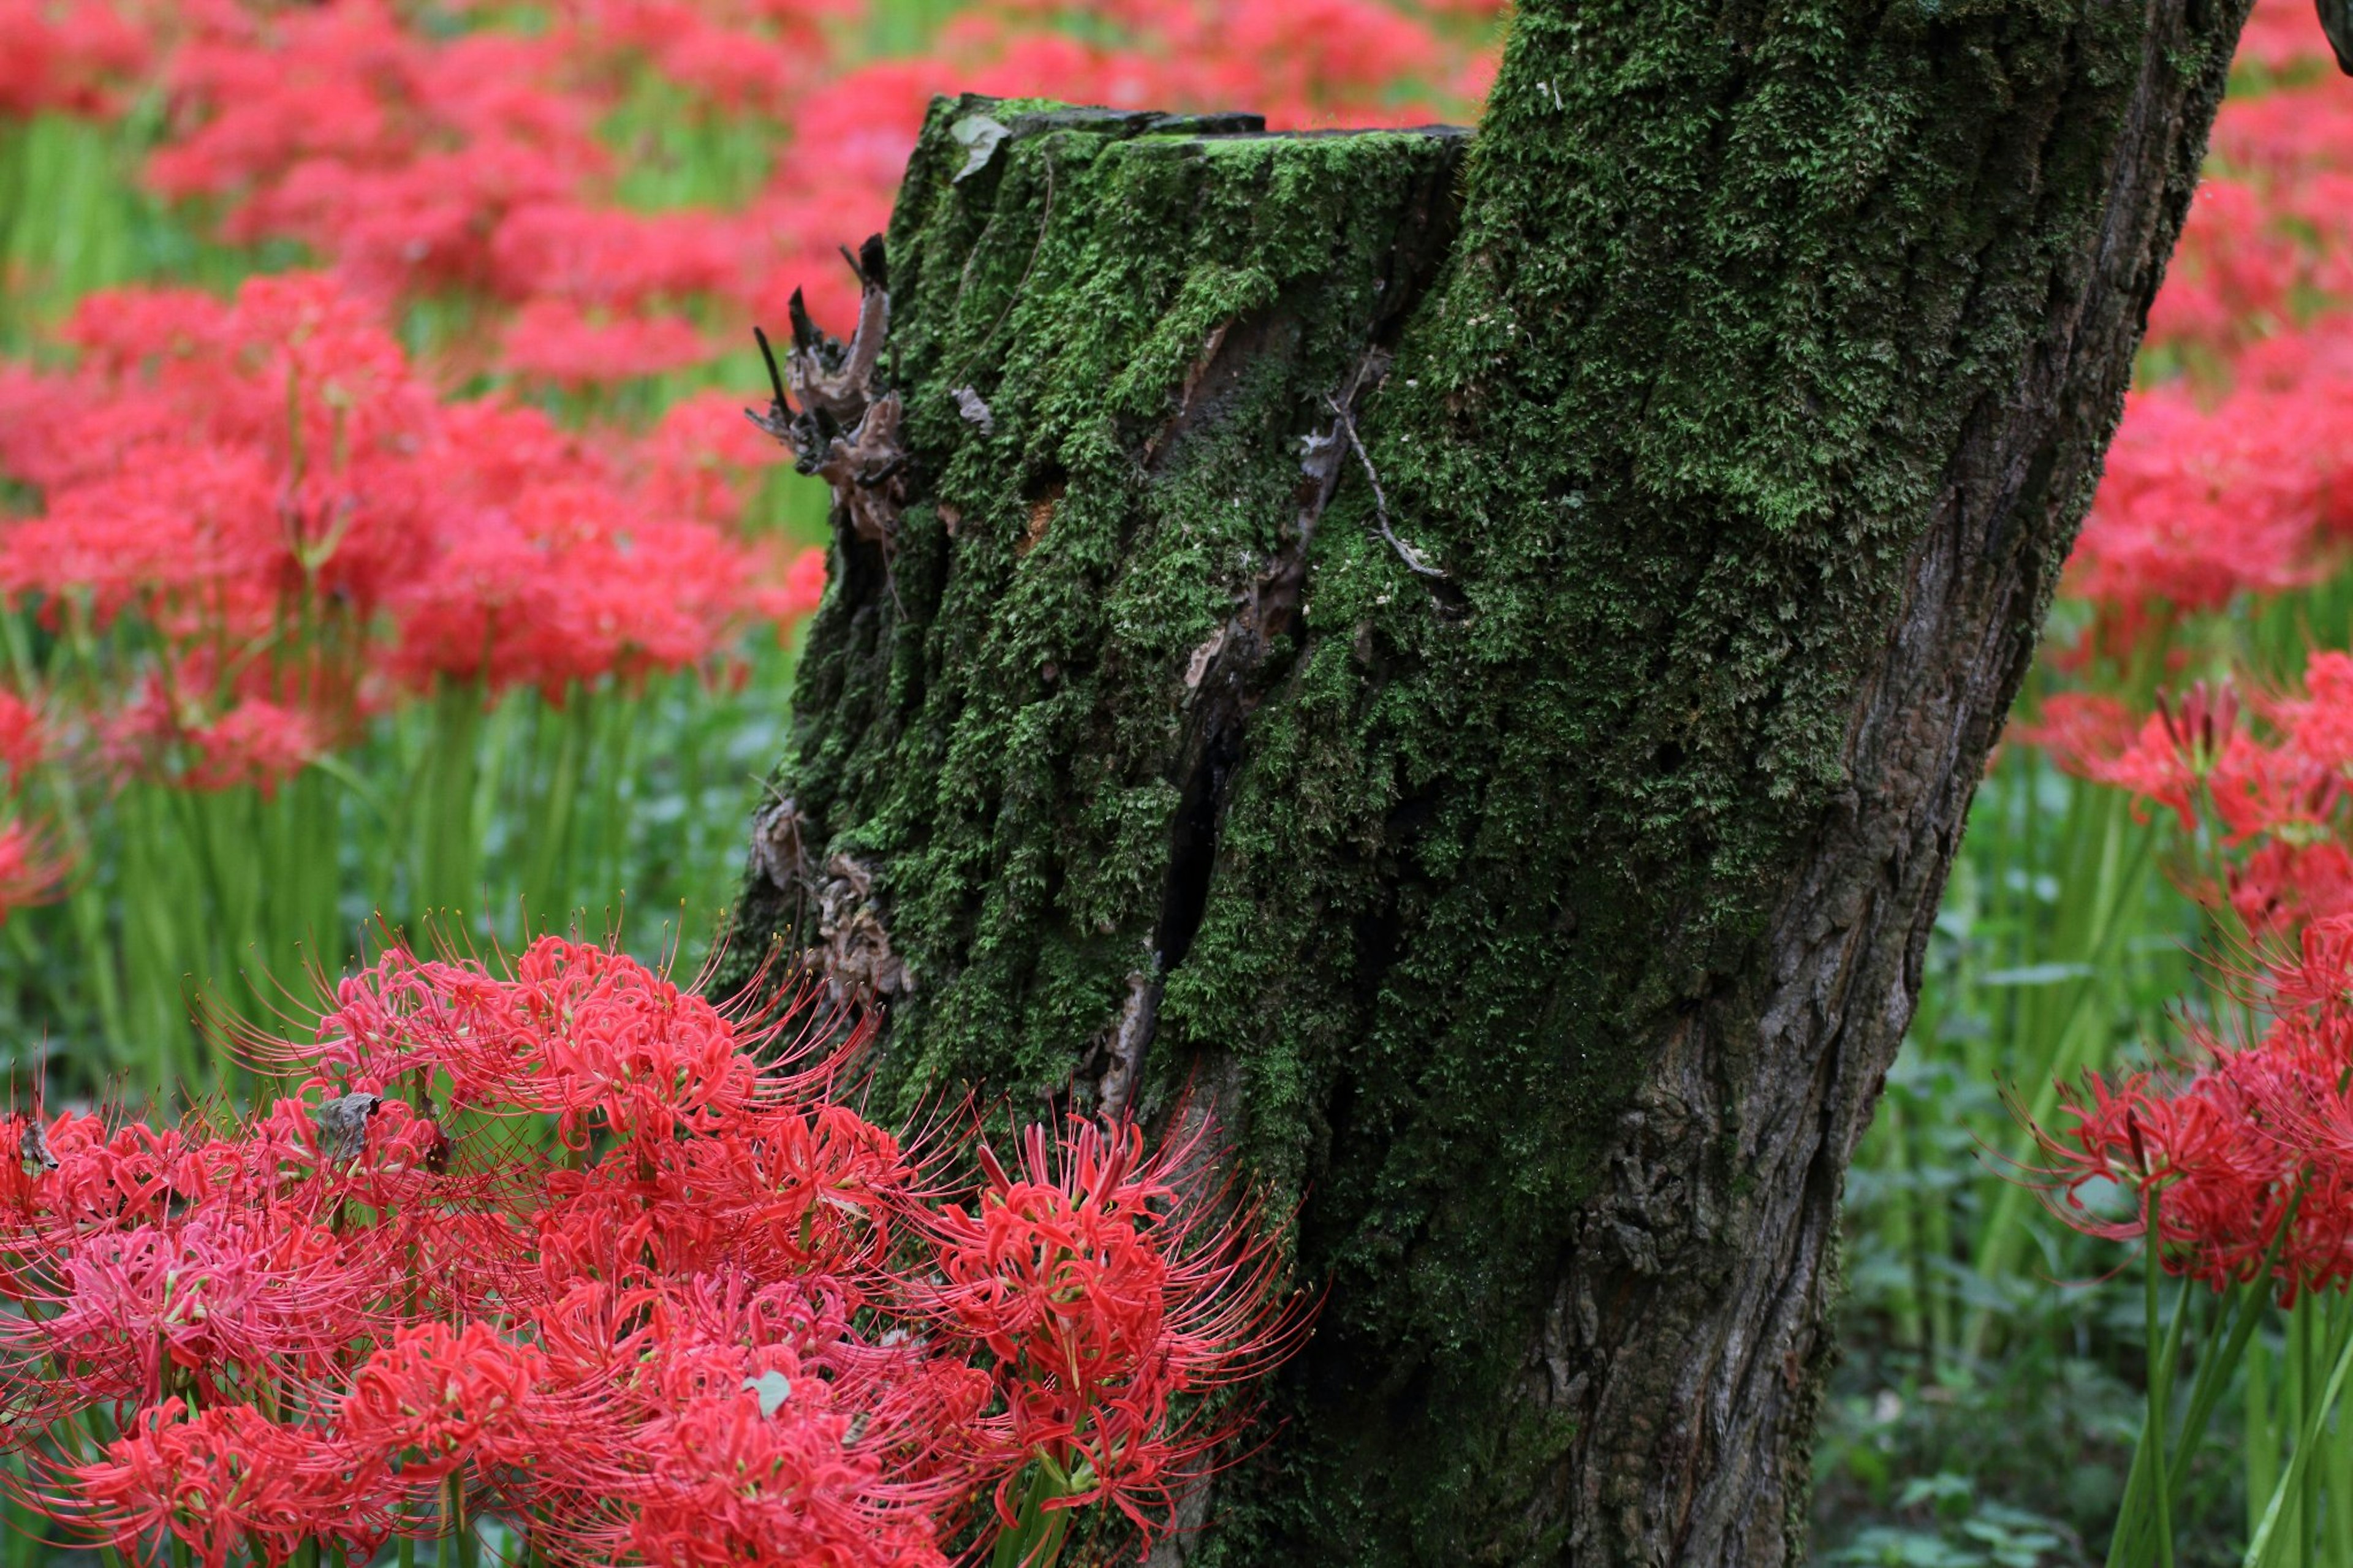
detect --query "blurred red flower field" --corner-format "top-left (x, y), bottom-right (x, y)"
top-left (18, 0), bottom-right (2353, 1561)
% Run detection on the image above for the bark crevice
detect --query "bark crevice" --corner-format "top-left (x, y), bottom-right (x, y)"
top-left (1107, 349), bottom-right (1403, 1117)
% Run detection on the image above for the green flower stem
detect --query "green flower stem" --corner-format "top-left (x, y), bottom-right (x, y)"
top-left (2146, 1186), bottom-right (2175, 1568)
top-left (2246, 1297), bottom-right (2353, 1568)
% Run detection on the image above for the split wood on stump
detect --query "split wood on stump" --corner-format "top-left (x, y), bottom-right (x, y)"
top-left (718, 2), bottom-right (2254, 1561)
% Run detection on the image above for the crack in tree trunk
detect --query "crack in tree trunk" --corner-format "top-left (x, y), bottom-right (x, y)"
top-left (1105, 348), bottom-right (1401, 1119)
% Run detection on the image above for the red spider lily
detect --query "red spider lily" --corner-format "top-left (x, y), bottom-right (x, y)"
top-left (2157, 681), bottom-right (2245, 776)
top-left (0, 0), bottom-right (149, 119)
top-left (930, 0), bottom-right (1469, 130)
top-left (10, 1209), bottom-right (382, 1403)
top-left (0, 268), bottom-right (812, 766)
top-left (545, 0), bottom-right (852, 121)
top-left (2045, 45), bottom-right (2353, 669)
top-left (0, 939), bottom-right (1303, 1567)
top-left (2230, 840), bottom-right (2353, 937)
top-left (2063, 384), bottom-right (2340, 633)
top-left (0, 820), bottom-right (70, 922)
top-left (2019, 681), bottom-right (2268, 832)
top-left (2144, 180), bottom-right (2303, 357)
top-left (292, 936), bottom-right (817, 1144)
top-left (915, 1118), bottom-right (1305, 1547)
top-left (2021, 960), bottom-right (2353, 1306)
top-left (776, 540), bottom-right (830, 619)
top-left (69, 1400), bottom-right (390, 1568)
top-left (2238, 0), bottom-right (2340, 70)
top-left (2025, 1060), bottom-right (2322, 1295)
top-left (497, 298), bottom-right (710, 388)
top-left (0, 689), bottom-right (50, 781)
top-left (536, 1102), bottom-right (913, 1284)
top-left (183, 699), bottom-right (325, 798)
top-left (631, 389), bottom-right (787, 530)
top-left (2025, 661), bottom-right (2353, 853)
top-left (489, 203), bottom-right (745, 314)
top-left (385, 445), bottom-right (793, 698)
top-left (145, 2), bottom-right (608, 303)
top-left (619, 1393), bottom-right (947, 1568)
top-left (338, 1321), bottom-right (551, 1480)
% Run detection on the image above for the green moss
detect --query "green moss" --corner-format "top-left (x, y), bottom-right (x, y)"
top-left (721, 0), bottom-right (2244, 1551)
top-left (719, 103), bottom-right (1471, 1128)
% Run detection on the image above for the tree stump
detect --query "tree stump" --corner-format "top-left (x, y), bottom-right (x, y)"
top-left (721, 0), bottom-right (2251, 1557)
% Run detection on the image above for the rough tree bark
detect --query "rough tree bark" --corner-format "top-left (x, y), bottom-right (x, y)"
top-left (716, 2), bottom-right (2252, 1561)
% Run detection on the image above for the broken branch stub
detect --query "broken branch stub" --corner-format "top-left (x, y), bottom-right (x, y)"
top-left (746, 233), bottom-right (911, 568)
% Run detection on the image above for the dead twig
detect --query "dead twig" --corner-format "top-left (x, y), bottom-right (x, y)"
top-left (1326, 395), bottom-right (1447, 580)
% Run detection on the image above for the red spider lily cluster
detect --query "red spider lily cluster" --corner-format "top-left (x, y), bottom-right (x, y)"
top-left (2058, 0), bottom-right (2353, 659)
top-left (0, 937), bottom-right (1298, 1567)
top-left (2020, 666), bottom-right (2353, 1291)
top-left (2018, 643), bottom-right (2353, 1284)
top-left (2025, 672), bottom-right (2353, 940)
top-left (20, 0), bottom-right (1499, 369)
top-left (1987, 0), bottom-right (2353, 1344)
top-left (0, 0), bottom-right (148, 119)
top-left (0, 267), bottom-right (817, 835)
top-left (2023, 915), bottom-right (2353, 1300)
top-left (0, 689), bottom-right (67, 920)
top-left (0, 0), bottom-right (1504, 953)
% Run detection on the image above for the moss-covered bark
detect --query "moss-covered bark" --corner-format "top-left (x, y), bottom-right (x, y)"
top-left (719, 3), bottom-right (2249, 1561)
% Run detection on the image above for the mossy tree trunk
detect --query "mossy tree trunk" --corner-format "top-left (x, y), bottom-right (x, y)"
top-left (718, 2), bottom-right (2250, 1561)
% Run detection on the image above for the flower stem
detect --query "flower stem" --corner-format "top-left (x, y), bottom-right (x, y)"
top-left (2146, 1184), bottom-right (2175, 1568)
top-left (2246, 1298), bottom-right (2353, 1568)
